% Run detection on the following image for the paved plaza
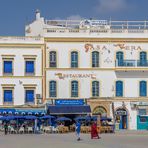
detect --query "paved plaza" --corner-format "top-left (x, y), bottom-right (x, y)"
top-left (0, 131), bottom-right (148, 148)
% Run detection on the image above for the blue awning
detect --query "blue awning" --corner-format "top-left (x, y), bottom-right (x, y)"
top-left (48, 105), bottom-right (91, 114)
top-left (0, 108), bottom-right (15, 114)
top-left (15, 109), bottom-right (46, 115)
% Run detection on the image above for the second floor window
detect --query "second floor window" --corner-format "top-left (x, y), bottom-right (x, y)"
top-left (4, 89), bottom-right (13, 103)
top-left (92, 51), bottom-right (99, 67)
top-left (140, 81), bottom-right (147, 97)
top-left (3, 61), bottom-right (13, 74)
top-left (92, 81), bottom-right (99, 97)
top-left (71, 51), bottom-right (78, 68)
top-left (71, 81), bottom-right (78, 97)
top-left (50, 51), bottom-right (57, 67)
top-left (116, 51), bottom-right (124, 66)
top-left (25, 61), bottom-right (35, 74)
top-left (49, 81), bottom-right (57, 97)
top-left (116, 81), bottom-right (123, 97)
top-left (139, 52), bottom-right (147, 66)
top-left (25, 90), bottom-right (34, 103)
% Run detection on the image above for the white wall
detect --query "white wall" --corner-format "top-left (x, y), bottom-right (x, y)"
top-left (0, 47), bottom-right (42, 76)
top-left (0, 78), bottom-right (42, 105)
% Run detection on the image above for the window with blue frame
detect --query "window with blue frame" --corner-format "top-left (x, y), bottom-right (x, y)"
top-left (4, 89), bottom-right (13, 103)
top-left (139, 117), bottom-right (147, 123)
top-left (116, 81), bottom-right (123, 97)
top-left (140, 52), bottom-right (147, 66)
top-left (25, 90), bottom-right (34, 103)
top-left (92, 51), bottom-right (99, 67)
top-left (71, 81), bottom-right (78, 97)
top-left (49, 81), bottom-right (56, 97)
top-left (71, 51), bottom-right (78, 68)
top-left (3, 61), bottom-right (13, 74)
top-left (92, 81), bottom-right (99, 97)
top-left (116, 52), bottom-right (124, 66)
top-left (25, 61), bottom-right (35, 74)
top-left (50, 51), bottom-right (57, 67)
top-left (140, 81), bottom-right (147, 96)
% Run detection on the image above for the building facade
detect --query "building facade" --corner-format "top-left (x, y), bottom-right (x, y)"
top-left (1, 10), bottom-right (148, 129)
top-left (0, 37), bottom-right (44, 110)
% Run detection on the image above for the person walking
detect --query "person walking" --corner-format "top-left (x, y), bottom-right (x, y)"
top-left (4, 122), bottom-right (8, 135)
top-left (75, 121), bottom-right (81, 141)
top-left (91, 121), bottom-right (100, 139)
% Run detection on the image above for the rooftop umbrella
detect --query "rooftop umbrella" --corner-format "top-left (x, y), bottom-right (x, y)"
top-left (0, 116), bottom-right (15, 121)
top-left (75, 116), bottom-right (91, 121)
top-left (40, 115), bottom-right (55, 120)
top-left (14, 116), bottom-right (26, 119)
top-left (56, 117), bottom-right (71, 122)
top-left (25, 115), bottom-right (38, 120)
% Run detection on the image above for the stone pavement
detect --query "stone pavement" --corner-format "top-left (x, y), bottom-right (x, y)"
top-left (0, 130), bottom-right (148, 148)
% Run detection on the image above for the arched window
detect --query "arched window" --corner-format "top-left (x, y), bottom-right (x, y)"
top-left (139, 52), bottom-right (147, 66)
top-left (92, 81), bottom-right (99, 97)
top-left (49, 81), bottom-right (56, 97)
top-left (92, 51), bottom-right (99, 67)
top-left (71, 51), bottom-right (78, 68)
top-left (49, 51), bottom-right (57, 67)
top-left (93, 106), bottom-right (107, 116)
top-left (116, 51), bottom-right (124, 66)
top-left (140, 81), bottom-right (147, 96)
top-left (71, 81), bottom-right (78, 97)
top-left (116, 81), bottom-right (123, 97)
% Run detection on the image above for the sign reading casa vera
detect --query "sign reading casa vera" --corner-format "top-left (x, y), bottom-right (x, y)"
top-left (55, 99), bottom-right (85, 105)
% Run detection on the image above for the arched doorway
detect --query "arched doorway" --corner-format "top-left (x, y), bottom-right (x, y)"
top-left (115, 108), bottom-right (128, 129)
top-left (93, 106), bottom-right (107, 117)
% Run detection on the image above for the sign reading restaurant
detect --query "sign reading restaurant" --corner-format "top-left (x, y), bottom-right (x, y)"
top-left (55, 73), bottom-right (96, 79)
top-left (55, 99), bottom-right (85, 106)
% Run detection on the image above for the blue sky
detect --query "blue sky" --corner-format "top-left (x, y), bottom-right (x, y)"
top-left (0, 0), bottom-right (148, 36)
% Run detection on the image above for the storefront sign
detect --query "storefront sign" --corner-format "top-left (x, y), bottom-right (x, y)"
top-left (84, 43), bottom-right (142, 53)
top-left (115, 110), bottom-right (127, 115)
top-left (55, 99), bottom-right (85, 106)
top-left (55, 73), bottom-right (96, 80)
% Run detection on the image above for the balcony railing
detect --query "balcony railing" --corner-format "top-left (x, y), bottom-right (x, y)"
top-left (115, 60), bottom-right (148, 67)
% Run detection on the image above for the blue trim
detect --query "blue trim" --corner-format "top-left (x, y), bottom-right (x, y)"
top-left (92, 51), bottom-right (99, 67)
top-left (4, 61), bottom-right (12, 73)
top-left (49, 81), bottom-right (56, 97)
top-left (25, 61), bottom-right (34, 73)
top-left (140, 81), bottom-right (147, 96)
top-left (4, 90), bottom-right (13, 103)
top-left (116, 81), bottom-right (123, 97)
top-left (71, 51), bottom-right (78, 68)
top-left (25, 90), bottom-right (34, 103)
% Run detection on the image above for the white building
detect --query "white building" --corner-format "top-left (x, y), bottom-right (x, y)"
top-left (25, 10), bottom-right (148, 130)
top-left (0, 37), bottom-right (44, 109)
top-left (0, 10), bottom-right (148, 129)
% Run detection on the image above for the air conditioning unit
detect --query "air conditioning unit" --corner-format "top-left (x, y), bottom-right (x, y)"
top-left (37, 99), bottom-right (43, 104)
top-left (36, 94), bottom-right (42, 99)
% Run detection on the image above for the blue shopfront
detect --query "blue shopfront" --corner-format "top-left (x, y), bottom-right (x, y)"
top-left (115, 108), bottom-right (128, 130)
top-left (47, 99), bottom-right (91, 116)
top-left (137, 109), bottom-right (148, 130)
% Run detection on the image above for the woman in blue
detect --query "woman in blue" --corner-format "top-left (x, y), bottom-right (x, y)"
top-left (75, 121), bottom-right (81, 141)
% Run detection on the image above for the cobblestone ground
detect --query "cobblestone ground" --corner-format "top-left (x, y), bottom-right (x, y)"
top-left (0, 131), bottom-right (148, 148)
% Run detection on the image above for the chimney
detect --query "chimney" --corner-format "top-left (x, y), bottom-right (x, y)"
top-left (36, 9), bottom-right (41, 20)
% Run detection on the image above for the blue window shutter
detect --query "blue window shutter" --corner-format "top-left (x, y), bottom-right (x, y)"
top-left (92, 51), bottom-right (99, 67)
top-left (26, 61), bottom-right (34, 73)
top-left (4, 90), bottom-right (13, 103)
top-left (4, 61), bottom-right (12, 73)
top-left (26, 90), bottom-right (34, 102)
top-left (140, 81), bottom-right (147, 96)
top-left (71, 81), bottom-right (78, 97)
top-left (50, 81), bottom-right (56, 97)
top-left (116, 81), bottom-right (123, 97)
top-left (71, 52), bottom-right (78, 68)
